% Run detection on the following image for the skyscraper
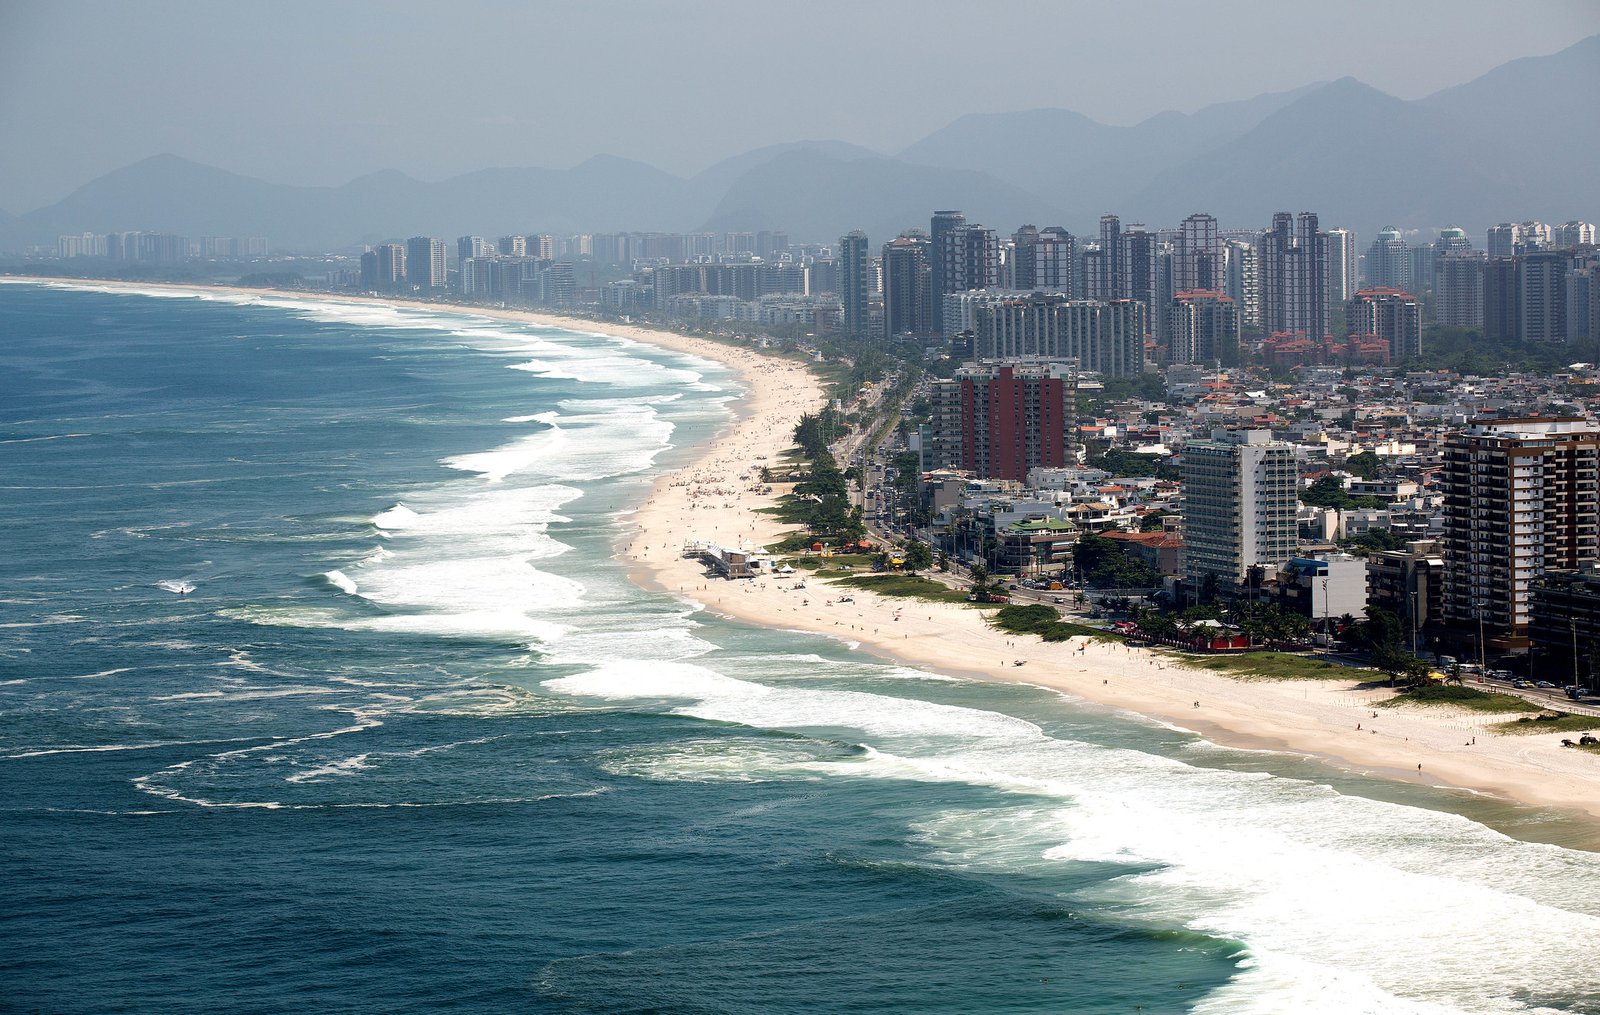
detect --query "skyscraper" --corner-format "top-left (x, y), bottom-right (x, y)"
top-left (882, 235), bottom-right (932, 338)
top-left (972, 295), bottom-right (1145, 376)
top-left (929, 362), bottom-right (1074, 481)
top-left (1181, 429), bottom-right (1299, 601)
top-left (1034, 227), bottom-right (1075, 294)
top-left (1348, 287), bottom-right (1422, 360)
top-left (458, 236), bottom-right (491, 263)
top-left (499, 235), bottom-right (527, 257)
top-left (838, 230), bottom-right (872, 337)
top-left (1520, 251), bottom-right (1570, 343)
top-left (361, 242), bottom-right (406, 291)
top-left (1436, 252), bottom-right (1486, 329)
top-left (1553, 221), bottom-right (1597, 248)
top-left (1259, 212), bottom-right (1327, 340)
top-left (1224, 239), bottom-right (1261, 329)
top-left (1484, 258), bottom-right (1521, 342)
top-left (1098, 215), bottom-right (1124, 298)
top-left (405, 236), bottom-right (446, 288)
top-left (1167, 290), bottom-right (1239, 365)
top-left (1011, 225), bottom-right (1039, 291)
top-left (929, 211), bottom-right (966, 331)
top-left (1442, 418), bottom-right (1600, 650)
top-left (1322, 228), bottom-right (1356, 306)
top-left (1364, 227), bottom-right (1411, 290)
top-left (1176, 213), bottom-right (1222, 293)
top-left (1487, 223), bottom-right (1520, 259)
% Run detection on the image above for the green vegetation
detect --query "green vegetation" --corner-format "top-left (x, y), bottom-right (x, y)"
top-left (1344, 451), bottom-right (1382, 480)
top-left (828, 574), bottom-right (986, 606)
top-left (1398, 326), bottom-right (1574, 375)
top-left (990, 604), bottom-right (1116, 642)
top-left (767, 411), bottom-right (864, 546)
top-left (1340, 529), bottom-right (1406, 554)
top-left (1490, 712), bottom-right (1600, 735)
top-left (1085, 446), bottom-right (1181, 481)
top-left (1300, 475), bottom-right (1388, 511)
top-left (1377, 685), bottom-right (1539, 713)
top-left (1072, 532), bottom-right (1161, 589)
top-left (1191, 653), bottom-right (1366, 681)
top-left (781, 553), bottom-right (875, 572)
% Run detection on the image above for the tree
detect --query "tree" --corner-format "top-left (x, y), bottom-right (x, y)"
top-left (903, 541), bottom-right (934, 573)
top-left (1345, 451), bottom-right (1382, 480)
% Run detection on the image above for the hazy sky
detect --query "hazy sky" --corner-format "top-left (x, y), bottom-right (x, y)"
top-left (3, 0), bottom-right (1597, 213)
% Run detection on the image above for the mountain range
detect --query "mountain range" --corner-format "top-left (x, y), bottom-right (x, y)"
top-left (4, 34), bottom-right (1596, 253)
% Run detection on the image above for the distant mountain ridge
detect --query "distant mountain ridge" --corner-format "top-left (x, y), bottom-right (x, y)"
top-left (3, 35), bottom-right (1595, 252)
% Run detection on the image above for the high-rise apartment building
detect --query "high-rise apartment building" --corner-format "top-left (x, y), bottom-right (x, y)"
top-left (1487, 223), bottom-right (1520, 259)
top-left (882, 235), bottom-right (932, 338)
top-left (360, 242), bottom-right (407, 291)
top-left (1167, 290), bottom-right (1239, 365)
top-left (1485, 258), bottom-right (1521, 342)
top-left (1175, 213), bottom-right (1223, 293)
top-left (929, 362), bottom-right (1074, 481)
top-left (1569, 265), bottom-right (1600, 346)
top-left (1011, 225), bottom-right (1039, 291)
top-left (1442, 418), bottom-right (1600, 650)
top-left (1259, 212), bottom-right (1327, 340)
top-left (1364, 227), bottom-right (1411, 290)
top-left (929, 211), bottom-right (966, 331)
top-left (1119, 224), bottom-right (1157, 321)
top-left (1034, 227), bottom-right (1075, 294)
top-left (405, 236), bottom-right (446, 289)
top-left (838, 230), bottom-right (872, 336)
top-left (1098, 215), bottom-right (1123, 299)
top-left (1224, 239), bottom-right (1261, 329)
top-left (1520, 251), bottom-right (1570, 343)
top-left (499, 235), bottom-right (526, 257)
top-left (1553, 221), bottom-right (1597, 248)
top-left (1348, 287), bottom-right (1422, 360)
top-left (972, 295), bottom-right (1146, 376)
top-left (1181, 429), bottom-right (1299, 600)
top-left (1322, 228), bottom-right (1357, 306)
top-left (457, 236), bottom-right (492, 263)
top-left (1436, 252), bottom-right (1486, 329)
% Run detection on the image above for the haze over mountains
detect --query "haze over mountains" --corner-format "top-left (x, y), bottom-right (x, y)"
top-left (5, 34), bottom-right (1595, 253)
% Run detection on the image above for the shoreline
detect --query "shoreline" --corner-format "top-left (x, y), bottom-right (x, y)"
top-left (12, 276), bottom-right (1600, 832)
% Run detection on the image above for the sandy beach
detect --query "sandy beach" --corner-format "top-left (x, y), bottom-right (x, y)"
top-left (17, 276), bottom-right (1600, 824)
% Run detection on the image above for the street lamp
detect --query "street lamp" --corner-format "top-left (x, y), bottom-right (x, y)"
top-left (1321, 577), bottom-right (1330, 647)
top-left (1409, 589), bottom-right (1419, 657)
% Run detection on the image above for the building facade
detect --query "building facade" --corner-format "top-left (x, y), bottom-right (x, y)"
top-left (1180, 429), bottom-right (1299, 600)
top-left (1441, 418), bottom-right (1600, 652)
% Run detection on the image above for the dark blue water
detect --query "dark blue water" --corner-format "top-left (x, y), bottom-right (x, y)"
top-left (3, 283), bottom-right (1597, 1015)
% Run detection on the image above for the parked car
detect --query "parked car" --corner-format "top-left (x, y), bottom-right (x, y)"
top-left (1535, 680), bottom-right (1556, 689)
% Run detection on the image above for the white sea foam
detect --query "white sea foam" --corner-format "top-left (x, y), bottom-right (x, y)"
top-left (323, 570), bottom-right (358, 594)
top-left (372, 503), bottom-right (421, 531)
top-left (549, 660), bottom-right (1600, 1012)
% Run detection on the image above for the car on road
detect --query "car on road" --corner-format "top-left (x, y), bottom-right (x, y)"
top-left (1534, 680), bottom-right (1556, 689)
top-left (1512, 679), bottom-right (1530, 688)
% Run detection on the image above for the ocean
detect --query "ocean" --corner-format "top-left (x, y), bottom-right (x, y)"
top-left (2, 280), bottom-right (1598, 1014)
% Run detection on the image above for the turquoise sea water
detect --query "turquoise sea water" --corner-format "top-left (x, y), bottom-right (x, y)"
top-left (2, 281), bottom-right (1599, 1014)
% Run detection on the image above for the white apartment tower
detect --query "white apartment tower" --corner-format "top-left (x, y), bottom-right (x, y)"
top-left (1181, 429), bottom-right (1299, 600)
top-left (1322, 227), bottom-right (1357, 305)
